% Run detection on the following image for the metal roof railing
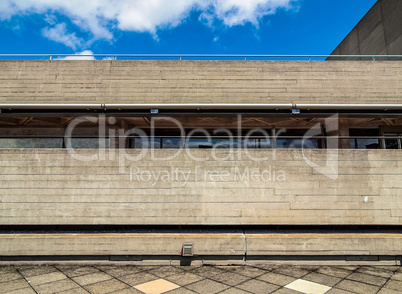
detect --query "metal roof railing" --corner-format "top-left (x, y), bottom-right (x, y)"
top-left (0, 54), bottom-right (401, 61)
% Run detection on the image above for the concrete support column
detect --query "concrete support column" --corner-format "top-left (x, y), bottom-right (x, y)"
top-left (338, 118), bottom-right (351, 149)
top-left (111, 119), bottom-right (128, 149)
top-left (326, 118), bottom-right (350, 149)
top-left (119, 120), bottom-right (129, 149)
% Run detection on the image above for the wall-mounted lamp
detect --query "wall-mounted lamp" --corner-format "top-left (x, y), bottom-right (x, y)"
top-left (292, 108), bottom-right (301, 115)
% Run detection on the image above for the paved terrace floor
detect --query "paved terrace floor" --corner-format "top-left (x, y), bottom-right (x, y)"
top-left (1, 264), bottom-right (402, 294)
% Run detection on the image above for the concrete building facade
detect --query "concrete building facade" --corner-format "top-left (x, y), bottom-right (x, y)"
top-left (0, 0), bottom-right (401, 264)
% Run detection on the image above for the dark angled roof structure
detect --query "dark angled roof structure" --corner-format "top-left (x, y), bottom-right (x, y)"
top-left (331, 0), bottom-right (401, 56)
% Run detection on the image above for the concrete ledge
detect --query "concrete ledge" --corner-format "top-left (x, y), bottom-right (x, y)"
top-left (0, 232), bottom-right (401, 258)
top-left (246, 233), bottom-right (402, 256)
top-left (0, 233), bottom-right (245, 256)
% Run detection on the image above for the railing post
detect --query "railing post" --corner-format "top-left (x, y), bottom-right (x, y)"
top-left (49, 56), bottom-right (52, 60)
top-left (244, 56), bottom-right (246, 61)
top-left (114, 56), bottom-right (117, 60)
top-left (372, 56), bottom-right (375, 61)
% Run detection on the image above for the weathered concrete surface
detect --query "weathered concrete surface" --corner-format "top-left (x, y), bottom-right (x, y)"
top-left (0, 149), bottom-right (401, 225)
top-left (331, 0), bottom-right (402, 56)
top-left (246, 233), bottom-right (402, 256)
top-left (0, 60), bottom-right (401, 105)
top-left (0, 232), bottom-right (401, 257)
top-left (0, 233), bottom-right (245, 256)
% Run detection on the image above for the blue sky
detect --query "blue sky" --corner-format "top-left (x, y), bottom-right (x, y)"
top-left (0, 0), bottom-right (377, 57)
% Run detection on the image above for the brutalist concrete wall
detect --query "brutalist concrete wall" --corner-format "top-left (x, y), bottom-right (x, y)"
top-left (1, 60), bottom-right (401, 105)
top-left (1, 149), bottom-right (402, 226)
top-left (330, 0), bottom-right (401, 56)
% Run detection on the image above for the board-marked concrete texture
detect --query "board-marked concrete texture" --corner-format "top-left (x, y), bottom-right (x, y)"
top-left (0, 60), bottom-right (401, 105)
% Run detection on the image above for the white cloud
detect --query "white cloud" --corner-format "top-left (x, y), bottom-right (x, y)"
top-left (1, 0), bottom-right (298, 48)
top-left (55, 50), bottom-right (95, 60)
top-left (202, 0), bottom-right (295, 27)
top-left (42, 23), bottom-right (83, 50)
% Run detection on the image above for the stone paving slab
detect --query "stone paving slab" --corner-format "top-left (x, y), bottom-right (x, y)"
top-left (0, 264), bottom-right (400, 293)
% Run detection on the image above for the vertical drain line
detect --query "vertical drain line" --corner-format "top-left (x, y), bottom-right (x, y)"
top-left (243, 229), bottom-right (247, 265)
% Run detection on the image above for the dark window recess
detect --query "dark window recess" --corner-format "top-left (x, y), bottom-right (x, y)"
top-left (384, 133), bottom-right (402, 149)
top-left (349, 129), bottom-right (380, 149)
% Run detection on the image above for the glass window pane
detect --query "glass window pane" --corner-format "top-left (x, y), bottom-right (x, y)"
top-left (260, 139), bottom-right (273, 149)
top-left (0, 138), bottom-right (63, 148)
top-left (69, 138), bottom-right (110, 149)
top-left (134, 138), bottom-right (161, 148)
top-left (184, 138), bottom-right (212, 149)
top-left (350, 129), bottom-right (380, 149)
top-left (162, 138), bottom-right (181, 148)
top-left (212, 138), bottom-right (237, 148)
top-left (355, 139), bottom-right (380, 149)
top-left (385, 139), bottom-right (399, 149)
top-left (350, 139), bottom-right (356, 149)
top-left (243, 139), bottom-right (257, 149)
top-left (277, 139), bottom-right (318, 149)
